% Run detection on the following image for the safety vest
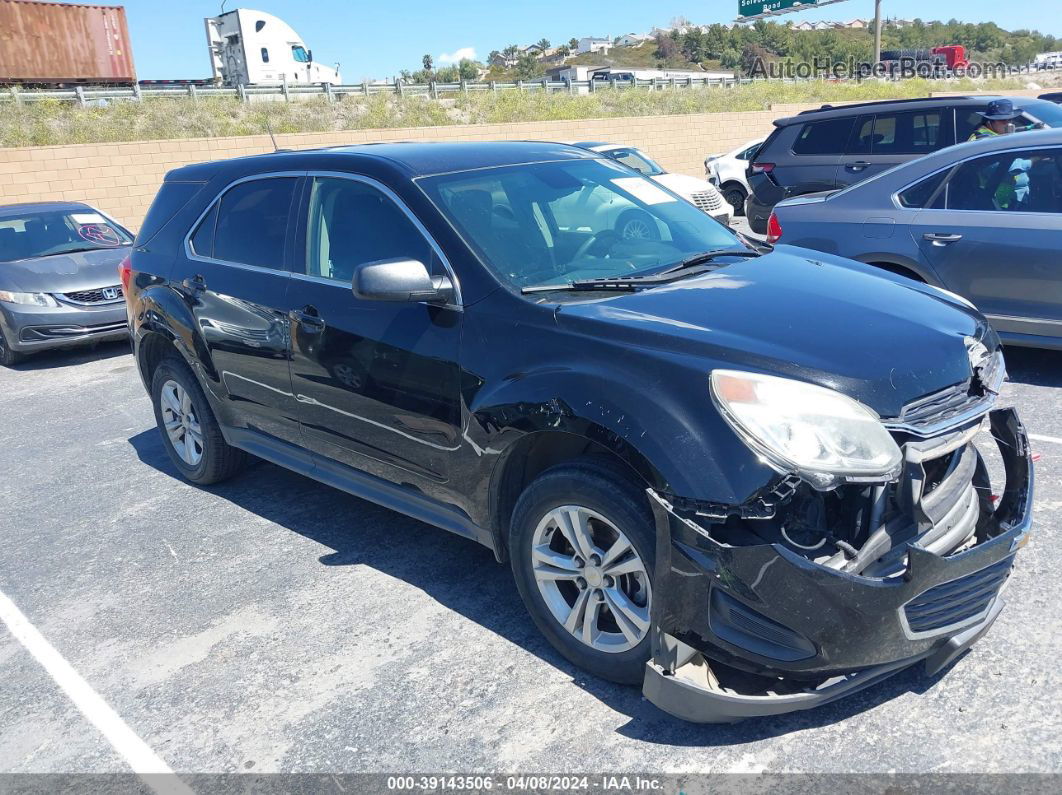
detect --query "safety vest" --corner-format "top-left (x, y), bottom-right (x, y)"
top-left (968, 125), bottom-right (1000, 142)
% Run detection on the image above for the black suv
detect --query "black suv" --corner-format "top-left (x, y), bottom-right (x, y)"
top-left (746, 95), bottom-right (1062, 234)
top-left (126, 142), bottom-right (1032, 723)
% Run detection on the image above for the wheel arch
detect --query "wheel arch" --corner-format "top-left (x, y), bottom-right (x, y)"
top-left (853, 254), bottom-right (939, 286)
top-left (487, 426), bottom-right (665, 563)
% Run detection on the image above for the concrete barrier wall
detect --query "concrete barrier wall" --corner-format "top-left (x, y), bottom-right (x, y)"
top-left (0, 108), bottom-right (809, 231)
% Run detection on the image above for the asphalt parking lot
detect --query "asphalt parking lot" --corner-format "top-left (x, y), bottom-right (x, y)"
top-left (1, 338), bottom-right (1061, 776)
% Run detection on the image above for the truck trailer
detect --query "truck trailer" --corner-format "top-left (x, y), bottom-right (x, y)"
top-left (0, 0), bottom-right (135, 85)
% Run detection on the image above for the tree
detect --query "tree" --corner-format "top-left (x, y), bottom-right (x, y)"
top-left (654, 32), bottom-right (679, 61)
top-left (515, 52), bottom-right (540, 80)
top-left (556, 45), bottom-right (571, 58)
top-left (681, 30), bottom-right (705, 62)
top-left (504, 44), bottom-right (519, 60)
top-left (488, 50), bottom-right (501, 63)
top-left (569, 38), bottom-right (579, 51)
top-left (536, 38), bottom-right (551, 55)
top-left (458, 59), bottom-right (479, 81)
top-left (422, 54), bottom-right (433, 72)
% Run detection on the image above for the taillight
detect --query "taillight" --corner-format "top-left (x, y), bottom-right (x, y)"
top-left (766, 212), bottom-right (783, 244)
top-left (118, 255), bottom-right (132, 293)
top-left (751, 162), bottom-right (775, 175)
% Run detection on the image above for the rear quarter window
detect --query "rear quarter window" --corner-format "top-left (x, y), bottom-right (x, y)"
top-left (792, 118), bottom-right (856, 155)
top-left (135, 181), bottom-right (204, 245)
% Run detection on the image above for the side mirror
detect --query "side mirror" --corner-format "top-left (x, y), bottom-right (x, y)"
top-left (352, 258), bottom-right (454, 305)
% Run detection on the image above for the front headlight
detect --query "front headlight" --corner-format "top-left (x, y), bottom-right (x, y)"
top-left (0, 290), bottom-right (59, 307)
top-left (710, 370), bottom-right (903, 490)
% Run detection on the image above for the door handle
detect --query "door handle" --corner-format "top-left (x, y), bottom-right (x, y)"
top-left (923, 233), bottom-right (963, 245)
top-left (845, 161), bottom-right (871, 172)
top-left (290, 305), bottom-right (325, 332)
top-left (181, 274), bottom-right (206, 293)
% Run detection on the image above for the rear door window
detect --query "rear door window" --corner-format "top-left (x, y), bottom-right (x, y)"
top-left (850, 111), bottom-right (947, 155)
top-left (792, 118), bottom-right (856, 155)
top-left (213, 177), bottom-right (297, 270)
top-left (898, 170), bottom-right (949, 208)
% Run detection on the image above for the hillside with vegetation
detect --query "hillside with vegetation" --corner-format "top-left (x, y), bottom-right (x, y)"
top-left (403, 19), bottom-right (1062, 83)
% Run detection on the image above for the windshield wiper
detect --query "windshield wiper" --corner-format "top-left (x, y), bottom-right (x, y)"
top-left (520, 248), bottom-right (766, 295)
top-left (37, 245), bottom-right (130, 258)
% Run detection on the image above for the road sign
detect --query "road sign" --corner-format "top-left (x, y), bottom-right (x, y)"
top-left (738, 0), bottom-right (815, 18)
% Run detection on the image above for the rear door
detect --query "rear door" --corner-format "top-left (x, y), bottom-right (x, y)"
top-left (780, 117), bottom-right (856, 196)
top-left (175, 174), bottom-right (304, 446)
top-left (840, 109), bottom-right (951, 186)
top-left (911, 146), bottom-right (1062, 340)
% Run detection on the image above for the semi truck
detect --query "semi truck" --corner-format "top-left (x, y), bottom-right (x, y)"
top-left (0, 0), bottom-right (136, 85)
top-left (204, 8), bottom-right (341, 87)
top-left (862, 46), bottom-right (971, 77)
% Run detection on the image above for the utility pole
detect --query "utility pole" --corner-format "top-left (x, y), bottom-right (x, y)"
top-left (873, 0), bottom-right (883, 64)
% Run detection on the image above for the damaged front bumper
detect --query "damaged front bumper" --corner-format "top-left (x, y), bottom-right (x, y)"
top-left (642, 407), bottom-right (1033, 723)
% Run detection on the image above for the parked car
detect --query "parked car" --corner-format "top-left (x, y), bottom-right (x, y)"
top-left (126, 142), bottom-right (1031, 723)
top-left (571, 142), bottom-right (732, 229)
top-left (0, 201), bottom-right (133, 366)
top-left (705, 138), bottom-right (763, 215)
top-left (1040, 91), bottom-right (1062, 105)
top-left (770, 128), bottom-right (1062, 350)
top-left (745, 95), bottom-right (1062, 234)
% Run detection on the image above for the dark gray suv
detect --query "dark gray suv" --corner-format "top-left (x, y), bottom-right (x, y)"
top-left (745, 95), bottom-right (1062, 234)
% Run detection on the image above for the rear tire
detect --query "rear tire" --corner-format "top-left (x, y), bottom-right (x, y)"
top-left (509, 459), bottom-right (655, 685)
top-left (150, 355), bottom-right (247, 485)
top-left (0, 327), bottom-right (24, 367)
top-left (617, 210), bottom-right (660, 241)
top-left (722, 184), bottom-right (747, 216)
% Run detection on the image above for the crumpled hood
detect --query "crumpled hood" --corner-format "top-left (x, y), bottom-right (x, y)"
top-left (555, 246), bottom-right (991, 419)
top-left (0, 247), bottom-right (130, 294)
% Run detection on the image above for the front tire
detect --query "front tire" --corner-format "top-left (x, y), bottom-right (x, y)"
top-left (0, 327), bottom-right (24, 367)
top-left (616, 210), bottom-right (660, 241)
top-left (150, 356), bottom-right (247, 485)
top-left (510, 460), bottom-right (655, 684)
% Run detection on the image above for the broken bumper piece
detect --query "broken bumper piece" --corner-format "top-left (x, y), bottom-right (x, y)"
top-left (641, 407), bottom-right (1033, 723)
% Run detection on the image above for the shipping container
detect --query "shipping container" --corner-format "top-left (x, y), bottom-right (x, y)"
top-left (0, 0), bottom-right (136, 85)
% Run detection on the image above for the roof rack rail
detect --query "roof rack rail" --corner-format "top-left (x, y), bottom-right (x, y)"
top-left (794, 95), bottom-right (1005, 116)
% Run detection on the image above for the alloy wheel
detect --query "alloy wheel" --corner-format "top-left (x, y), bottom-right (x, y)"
top-left (621, 218), bottom-right (653, 240)
top-left (531, 505), bottom-right (652, 653)
top-left (159, 379), bottom-right (204, 466)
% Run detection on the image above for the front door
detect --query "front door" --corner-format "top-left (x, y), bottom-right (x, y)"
top-left (911, 146), bottom-right (1062, 340)
top-left (175, 174), bottom-right (303, 446)
top-left (287, 175), bottom-right (463, 485)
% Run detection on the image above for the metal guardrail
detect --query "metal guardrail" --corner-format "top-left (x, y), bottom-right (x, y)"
top-left (0, 75), bottom-right (763, 105)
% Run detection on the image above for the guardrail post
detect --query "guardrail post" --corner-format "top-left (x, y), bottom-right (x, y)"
top-left (566, 77), bottom-right (573, 94)
top-left (362, 80), bottom-right (369, 97)
top-left (651, 78), bottom-right (659, 92)
top-left (325, 82), bottom-right (334, 103)
top-left (237, 83), bottom-right (247, 102)
top-left (610, 77), bottom-right (616, 91)
top-left (430, 80), bottom-right (438, 99)
top-left (188, 84), bottom-right (198, 103)
top-left (541, 77), bottom-right (548, 93)
top-left (9, 86), bottom-right (21, 105)
top-left (588, 78), bottom-right (595, 93)
top-left (281, 74), bottom-right (290, 102)
top-left (132, 82), bottom-right (142, 102)
top-left (396, 79), bottom-right (404, 97)
top-left (75, 85), bottom-right (87, 107)
top-left (517, 80), bottom-right (524, 92)
top-left (461, 79), bottom-right (468, 95)
top-left (491, 80), bottom-right (497, 94)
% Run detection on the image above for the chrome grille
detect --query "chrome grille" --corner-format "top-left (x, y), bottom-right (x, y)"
top-left (690, 190), bottom-right (724, 213)
top-left (59, 285), bottom-right (124, 305)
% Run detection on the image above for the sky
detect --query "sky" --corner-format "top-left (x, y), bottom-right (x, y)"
top-left (113, 0), bottom-right (1062, 82)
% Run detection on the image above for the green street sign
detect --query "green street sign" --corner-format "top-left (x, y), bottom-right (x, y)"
top-left (738, 0), bottom-right (816, 19)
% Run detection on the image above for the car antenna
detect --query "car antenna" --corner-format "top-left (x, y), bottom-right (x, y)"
top-left (264, 115), bottom-right (288, 153)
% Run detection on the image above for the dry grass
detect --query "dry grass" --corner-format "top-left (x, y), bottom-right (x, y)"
top-left (0, 77), bottom-right (1031, 148)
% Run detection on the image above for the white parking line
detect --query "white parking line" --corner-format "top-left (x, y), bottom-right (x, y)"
top-left (1030, 433), bottom-right (1062, 446)
top-left (0, 589), bottom-right (192, 794)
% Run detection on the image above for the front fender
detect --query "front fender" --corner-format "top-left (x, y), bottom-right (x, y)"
top-left (467, 365), bottom-right (776, 507)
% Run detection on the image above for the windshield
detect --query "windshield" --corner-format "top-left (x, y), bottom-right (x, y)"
top-left (605, 148), bottom-right (665, 177)
top-left (419, 159), bottom-right (739, 290)
top-left (0, 209), bottom-right (132, 263)
top-left (1022, 101), bottom-right (1062, 127)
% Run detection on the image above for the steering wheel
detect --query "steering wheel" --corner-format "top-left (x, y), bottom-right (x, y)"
top-left (571, 229), bottom-right (621, 261)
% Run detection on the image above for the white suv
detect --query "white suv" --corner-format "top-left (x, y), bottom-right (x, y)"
top-left (705, 138), bottom-right (763, 216)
